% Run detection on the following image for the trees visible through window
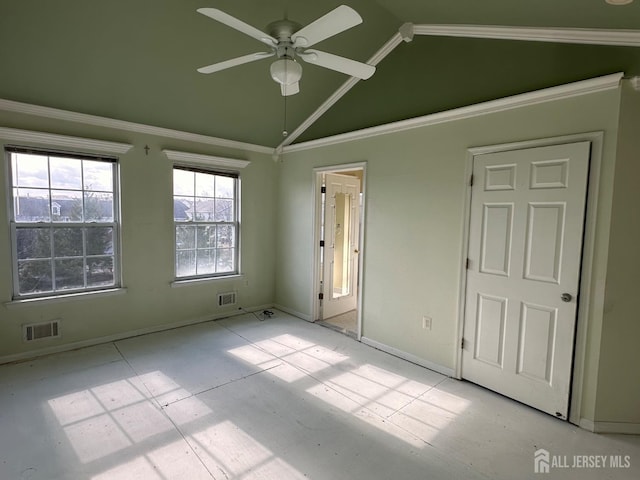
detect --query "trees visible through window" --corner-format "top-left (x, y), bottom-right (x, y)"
top-left (8, 148), bottom-right (119, 297)
top-left (173, 167), bottom-right (238, 278)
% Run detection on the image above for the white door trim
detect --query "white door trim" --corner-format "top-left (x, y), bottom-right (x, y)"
top-left (455, 132), bottom-right (605, 426)
top-left (312, 162), bottom-right (367, 340)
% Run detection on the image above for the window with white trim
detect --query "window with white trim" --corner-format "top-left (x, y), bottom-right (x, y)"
top-left (7, 147), bottom-right (120, 298)
top-left (173, 166), bottom-right (239, 278)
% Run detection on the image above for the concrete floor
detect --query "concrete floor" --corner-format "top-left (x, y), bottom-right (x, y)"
top-left (1, 310), bottom-right (638, 480)
top-left (317, 309), bottom-right (357, 337)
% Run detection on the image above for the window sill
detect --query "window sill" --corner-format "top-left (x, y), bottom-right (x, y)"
top-left (5, 288), bottom-right (127, 308)
top-left (171, 274), bottom-right (243, 288)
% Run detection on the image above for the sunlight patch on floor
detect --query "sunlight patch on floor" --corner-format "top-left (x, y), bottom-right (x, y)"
top-left (188, 420), bottom-right (307, 479)
top-left (47, 372), bottom-right (203, 464)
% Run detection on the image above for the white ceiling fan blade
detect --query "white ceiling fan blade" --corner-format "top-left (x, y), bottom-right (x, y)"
top-left (197, 8), bottom-right (277, 46)
top-left (281, 82), bottom-right (300, 96)
top-left (197, 52), bottom-right (273, 74)
top-left (292, 5), bottom-right (362, 48)
top-left (298, 50), bottom-right (375, 80)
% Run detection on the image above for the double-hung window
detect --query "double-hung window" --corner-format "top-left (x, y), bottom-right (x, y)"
top-left (173, 166), bottom-right (239, 279)
top-left (8, 147), bottom-right (119, 298)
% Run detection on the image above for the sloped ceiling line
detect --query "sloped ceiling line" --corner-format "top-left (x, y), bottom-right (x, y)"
top-left (274, 30), bottom-right (408, 155)
top-left (412, 24), bottom-right (640, 47)
top-left (282, 73), bottom-right (624, 154)
top-left (277, 23), bottom-right (640, 155)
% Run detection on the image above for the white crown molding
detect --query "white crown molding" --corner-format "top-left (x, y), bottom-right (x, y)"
top-left (283, 72), bottom-right (623, 154)
top-left (163, 149), bottom-right (250, 169)
top-left (0, 98), bottom-right (273, 155)
top-left (0, 126), bottom-right (133, 155)
top-left (631, 76), bottom-right (640, 91)
top-left (276, 31), bottom-right (405, 152)
top-left (413, 24), bottom-right (640, 47)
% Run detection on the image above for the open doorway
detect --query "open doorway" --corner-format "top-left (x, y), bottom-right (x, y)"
top-left (313, 164), bottom-right (365, 339)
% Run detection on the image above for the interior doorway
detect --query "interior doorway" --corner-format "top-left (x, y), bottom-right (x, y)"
top-left (313, 164), bottom-right (365, 339)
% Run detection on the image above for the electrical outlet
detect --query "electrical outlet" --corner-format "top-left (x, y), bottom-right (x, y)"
top-left (422, 316), bottom-right (432, 330)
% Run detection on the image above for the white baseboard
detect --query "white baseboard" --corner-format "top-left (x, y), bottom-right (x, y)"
top-left (579, 418), bottom-right (640, 434)
top-left (579, 418), bottom-right (596, 432)
top-left (274, 304), bottom-right (312, 322)
top-left (361, 336), bottom-right (455, 377)
top-left (0, 304), bottom-right (273, 365)
top-left (595, 421), bottom-right (640, 434)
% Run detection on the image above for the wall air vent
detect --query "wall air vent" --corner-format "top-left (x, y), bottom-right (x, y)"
top-left (23, 320), bottom-right (61, 342)
top-left (218, 292), bottom-right (237, 306)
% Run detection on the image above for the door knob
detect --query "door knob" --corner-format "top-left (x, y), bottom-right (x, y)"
top-left (354, 249), bottom-right (359, 253)
top-left (561, 293), bottom-right (573, 302)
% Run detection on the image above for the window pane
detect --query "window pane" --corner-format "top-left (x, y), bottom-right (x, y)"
top-left (18, 260), bottom-right (52, 293)
top-left (9, 150), bottom-right (120, 297)
top-left (173, 168), bottom-right (238, 279)
top-left (196, 172), bottom-right (215, 197)
top-left (176, 226), bottom-right (196, 249)
top-left (54, 228), bottom-right (83, 257)
top-left (173, 169), bottom-right (194, 196)
top-left (196, 249), bottom-right (216, 275)
top-left (195, 198), bottom-right (215, 221)
top-left (215, 199), bottom-right (233, 222)
top-left (216, 249), bottom-right (234, 273)
top-left (217, 225), bottom-right (234, 248)
top-left (216, 176), bottom-right (234, 198)
top-left (86, 227), bottom-right (114, 255)
top-left (14, 188), bottom-right (50, 222)
top-left (51, 190), bottom-right (83, 221)
top-left (85, 192), bottom-right (113, 221)
top-left (174, 197), bottom-right (193, 221)
top-left (55, 258), bottom-right (84, 289)
top-left (176, 250), bottom-right (196, 277)
top-left (14, 153), bottom-right (49, 188)
top-left (16, 228), bottom-right (51, 259)
top-left (196, 226), bottom-right (216, 248)
top-left (83, 160), bottom-right (113, 191)
top-left (87, 257), bottom-right (114, 287)
top-left (50, 156), bottom-right (82, 190)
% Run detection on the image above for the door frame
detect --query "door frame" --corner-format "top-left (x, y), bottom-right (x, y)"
top-left (312, 162), bottom-right (367, 340)
top-left (455, 132), bottom-right (605, 426)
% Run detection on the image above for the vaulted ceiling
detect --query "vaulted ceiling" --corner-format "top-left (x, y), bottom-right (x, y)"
top-left (1, 0), bottom-right (639, 148)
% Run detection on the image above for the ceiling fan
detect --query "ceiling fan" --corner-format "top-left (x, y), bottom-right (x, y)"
top-left (196, 5), bottom-right (376, 96)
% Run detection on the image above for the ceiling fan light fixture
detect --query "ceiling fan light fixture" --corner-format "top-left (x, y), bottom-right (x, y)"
top-left (270, 58), bottom-right (302, 85)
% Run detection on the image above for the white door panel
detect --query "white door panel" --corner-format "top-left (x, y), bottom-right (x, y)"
top-left (463, 141), bottom-right (590, 419)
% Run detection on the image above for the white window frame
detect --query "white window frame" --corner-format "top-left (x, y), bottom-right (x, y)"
top-left (172, 165), bottom-right (241, 280)
top-left (162, 150), bottom-right (251, 287)
top-left (7, 146), bottom-right (122, 299)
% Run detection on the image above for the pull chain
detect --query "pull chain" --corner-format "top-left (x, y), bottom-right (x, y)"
top-left (283, 97), bottom-right (288, 137)
top-left (282, 70), bottom-right (288, 137)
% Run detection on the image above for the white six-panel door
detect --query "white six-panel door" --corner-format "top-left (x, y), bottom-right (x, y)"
top-left (462, 142), bottom-right (590, 419)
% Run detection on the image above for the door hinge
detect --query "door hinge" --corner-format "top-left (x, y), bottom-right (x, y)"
top-left (321, 186), bottom-right (326, 194)
top-left (469, 174), bottom-right (474, 187)
top-left (466, 258), bottom-right (470, 269)
top-left (320, 240), bottom-right (325, 247)
top-left (461, 338), bottom-right (465, 349)
top-left (318, 293), bottom-right (324, 300)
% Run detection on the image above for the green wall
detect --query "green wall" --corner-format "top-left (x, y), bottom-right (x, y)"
top-left (276, 87), bottom-right (624, 424)
top-left (595, 82), bottom-right (640, 425)
top-left (0, 111), bottom-right (278, 360)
